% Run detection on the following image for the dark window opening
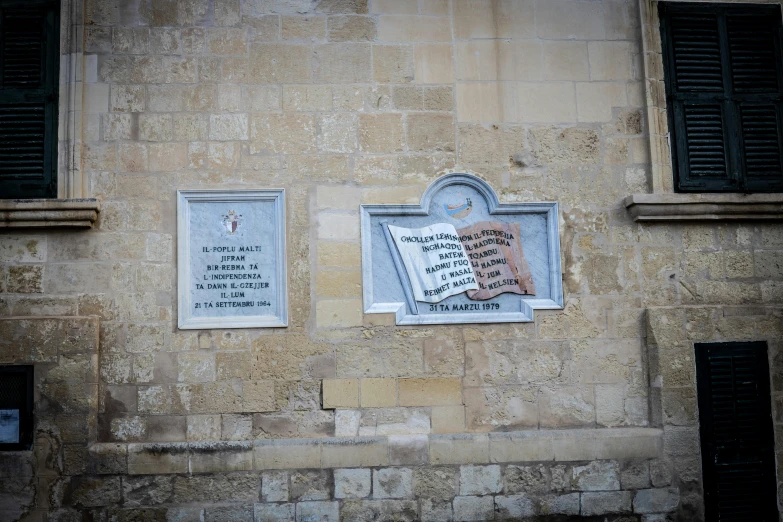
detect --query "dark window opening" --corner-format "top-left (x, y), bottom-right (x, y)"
top-left (660, 3), bottom-right (783, 193)
top-left (695, 341), bottom-right (779, 521)
top-left (0, 365), bottom-right (34, 450)
top-left (0, 0), bottom-right (59, 199)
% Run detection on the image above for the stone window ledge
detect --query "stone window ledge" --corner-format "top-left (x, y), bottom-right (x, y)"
top-left (90, 428), bottom-right (662, 474)
top-left (0, 198), bottom-right (99, 228)
top-left (625, 193), bottom-right (783, 222)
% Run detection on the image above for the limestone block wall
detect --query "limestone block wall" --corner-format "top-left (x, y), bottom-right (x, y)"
top-left (0, 0), bottom-right (782, 520)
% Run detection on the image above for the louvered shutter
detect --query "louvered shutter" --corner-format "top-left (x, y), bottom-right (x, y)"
top-left (0, 1), bottom-right (58, 199)
top-left (660, 4), bottom-right (783, 193)
top-left (696, 342), bottom-right (778, 521)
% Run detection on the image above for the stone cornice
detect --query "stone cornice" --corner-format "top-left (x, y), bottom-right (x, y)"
top-left (88, 428), bottom-right (663, 475)
top-left (625, 193), bottom-right (783, 222)
top-left (0, 198), bottom-right (100, 228)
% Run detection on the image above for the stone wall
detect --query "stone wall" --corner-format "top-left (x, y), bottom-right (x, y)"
top-left (1, 0), bottom-right (783, 520)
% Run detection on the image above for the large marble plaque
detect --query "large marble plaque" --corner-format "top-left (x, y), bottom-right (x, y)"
top-left (361, 173), bottom-right (563, 325)
top-left (177, 190), bottom-right (287, 329)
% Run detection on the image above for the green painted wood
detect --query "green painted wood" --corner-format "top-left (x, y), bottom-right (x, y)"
top-left (0, 0), bottom-right (58, 199)
top-left (660, 3), bottom-right (783, 193)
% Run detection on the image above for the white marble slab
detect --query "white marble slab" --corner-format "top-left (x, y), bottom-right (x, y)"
top-left (361, 173), bottom-right (563, 325)
top-left (177, 190), bottom-right (287, 329)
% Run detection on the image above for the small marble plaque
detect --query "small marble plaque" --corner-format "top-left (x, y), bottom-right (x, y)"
top-left (177, 190), bottom-right (287, 329)
top-left (361, 173), bottom-right (563, 325)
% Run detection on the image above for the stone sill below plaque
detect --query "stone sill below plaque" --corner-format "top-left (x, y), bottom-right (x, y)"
top-left (0, 198), bottom-right (100, 228)
top-left (625, 193), bottom-right (783, 222)
top-left (89, 428), bottom-right (662, 475)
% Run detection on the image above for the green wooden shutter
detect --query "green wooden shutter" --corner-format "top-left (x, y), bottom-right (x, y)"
top-left (0, 1), bottom-right (58, 199)
top-left (696, 342), bottom-right (779, 521)
top-left (660, 3), bottom-right (783, 193)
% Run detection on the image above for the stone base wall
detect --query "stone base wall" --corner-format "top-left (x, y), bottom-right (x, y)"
top-left (53, 463), bottom-right (677, 521)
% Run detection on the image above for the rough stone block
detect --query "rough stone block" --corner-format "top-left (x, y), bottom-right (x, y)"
top-left (495, 494), bottom-right (536, 519)
top-left (572, 460), bottom-right (620, 491)
top-left (407, 113), bottom-right (455, 152)
top-left (189, 441), bottom-right (253, 473)
top-left (340, 500), bottom-right (419, 522)
top-left (335, 409), bottom-right (361, 437)
top-left (313, 43), bottom-right (371, 83)
top-left (128, 443), bottom-right (188, 475)
top-left (254, 439), bottom-right (321, 470)
top-left (186, 415), bottom-right (221, 441)
top-left (621, 460), bottom-right (651, 490)
top-left (377, 14), bottom-right (451, 42)
top-left (66, 476), bottom-right (121, 507)
top-left (504, 464), bottom-right (551, 494)
top-left (459, 465), bottom-right (502, 496)
top-left (389, 435), bottom-right (428, 465)
top-left (255, 503), bottom-right (295, 522)
top-left (359, 113), bottom-right (405, 153)
top-left (431, 405), bottom-right (465, 434)
top-left (373, 467), bottom-right (413, 499)
top-left (413, 467), bottom-right (459, 500)
top-left (290, 469), bottom-right (333, 501)
top-left (360, 378), bottom-right (397, 408)
top-left (453, 496), bottom-right (494, 522)
top-left (430, 434), bottom-right (489, 465)
top-left (321, 437), bottom-right (389, 467)
top-left (322, 378), bottom-right (359, 408)
top-left (172, 473), bottom-right (260, 503)
top-left (489, 432), bottom-right (554, 463)
top-left (373, 44), bottom-right (414, 83)
top-left (334, 468), bottom-right (371, 499)
top-left (398, 378), bottom-right (462, 406)
top-left (633, 487), bottom-right (680, 514)
top-left (420, 499), bottom-right (452, 522)
top-left (328, 15), bottom-right (376, 41)
top-left (540, 493), bottom-right (580, 516)
top-left (123, 475), bottom-right (173, 507)
top-left (296, 501), bottom-right (339, 522)
top-left (262, 470), bottom-right (289, 502)
top-left (89, 443), bottom-right (128, 474)
top-left (204, 505), bottom-right (253, 522)
top-left (581, 491), bottom-right (633, 516)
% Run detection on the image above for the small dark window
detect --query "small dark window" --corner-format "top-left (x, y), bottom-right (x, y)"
top-left (660, 3), bottom-right (783, 193)
top-left (0, 365), bottom-right (34, 450)
top-left (0, 0), bottom-right (59, 199)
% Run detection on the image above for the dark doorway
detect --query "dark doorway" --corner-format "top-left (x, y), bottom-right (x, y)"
top-left (695, 341), bottom-right (779, 521)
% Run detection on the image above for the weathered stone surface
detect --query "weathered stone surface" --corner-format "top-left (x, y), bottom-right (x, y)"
top-left (572, 460), bottom-right (621, 491)
top-left (340, 500), bottom-right (418, 522)
top-left (459, 465), bottom-right (502, 496)
top-left (495, 494), bottom-right (536, 519)
top-left (262, 470), bottom-right (289, 502)
top-left (122, 475), bottom-right (173, 507)
top-left (633, 487), bottom-right (680, 513)
top-left (290, 470), bottom-right (333, 501)
top-left (171, 473), bottom-right (260, 503)
top-left (373, 467), bottom-right (413, 499)
top-left (204, 505), bottom-right (253, 522)
top-left (254, 503), bottom-right (295, 522)
top-left (66, 476), bottom-right (121, 507)
top-left (334, 468), bottom-right (371, 499)
top-left (413, 467), bottom-right (459, 500)
top-left (296, 501), bottom-right (339, 522)
top-left (580, 490), bottom-right (633, 516)
top-left (504, 464), bottom-right (551, 494)
top-left (452, 496), bottom-right (494, 522)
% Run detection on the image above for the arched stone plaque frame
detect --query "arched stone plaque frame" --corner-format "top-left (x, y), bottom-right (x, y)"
top-left (361, 173), bottom-right (563, 326)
